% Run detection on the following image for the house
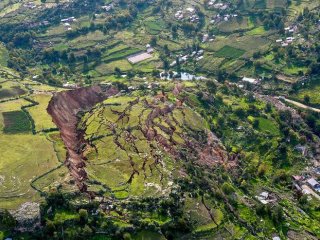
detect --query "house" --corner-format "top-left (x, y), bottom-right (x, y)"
top-left (242, 77), bottom-right (258, 84)
top-left (307, 178), bottom-right (320, 189)
top-left (146, 47), bottom-right (154, 53)
top-left (196, 56), bottom-right (204, 61)
top-left (294, 145), bottom-right (307, 156)
top-left (102, 4), bottom-right (113, 12)
top-left (186, 7), bottom-right (195, 13)
top-left (61, 17), bottom-right (76, 23)
top-left (292, 175), bottom-right (303, 182)
top-left (24, 2), bottom-right (36, 9)
top-left (260, 191), bottom-right (269, 199)
top-left (63, 82), bottom-right (77, 88)
top-left (175, 11), bottom-right (184, 20)
top-left (202, 34), bottom-right (209, 43)
top-left (256, 191), bottom-right (269, 204)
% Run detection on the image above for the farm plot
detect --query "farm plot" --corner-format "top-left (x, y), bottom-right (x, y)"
top-left (0, 84), bottom-right (27, 100)
top-left (2, 111), bottom-right (31, 134)
top-left (144, 18), bottom-right (166, 35)
top-left (205, 35), bottom-right (269, 53)
top-left (81, 95), bottom-right (208, 198)
top-left (95, 59), bottom-right (132, 75)
top-left (127, 52), bottom-right (152, 64)
top-left (218, 17), bottom-right (254, 33)
top-left (291, 84), bottom-right (320, 106)
top-left (266, 0), bottom-right (287, 9)
top-left (0, 134), bottom-right (61, 209)
top-left (215, 46), bottom-right (245, 58)
top-left (27, 94), bottom-right (56, 132)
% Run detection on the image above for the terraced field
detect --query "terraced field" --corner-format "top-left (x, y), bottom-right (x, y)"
top-left (77, 88), bottom-right (231, 199)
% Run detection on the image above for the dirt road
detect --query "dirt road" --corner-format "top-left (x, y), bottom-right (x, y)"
top-left (280, 97), bottom-right (320, 113)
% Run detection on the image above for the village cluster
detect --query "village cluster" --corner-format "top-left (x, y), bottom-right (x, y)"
top-left (276, 25), bottom-right (298, 47)
top-left (61, 16), bottom-right (77, 31)
top-left (170, 49), bottom-right (205, 67)
top-left (174, 7), bottom-right (199, 23)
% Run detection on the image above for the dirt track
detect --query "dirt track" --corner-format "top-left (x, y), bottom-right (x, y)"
top-left (47, 85), bottom-right (119, 192)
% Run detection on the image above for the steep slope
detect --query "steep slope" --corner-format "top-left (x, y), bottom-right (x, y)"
top-left (47, 85), bottom-right (119, 192)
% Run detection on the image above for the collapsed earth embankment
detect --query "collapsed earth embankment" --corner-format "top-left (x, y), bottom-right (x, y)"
top-left (47, 85), bottom-right (119, 192)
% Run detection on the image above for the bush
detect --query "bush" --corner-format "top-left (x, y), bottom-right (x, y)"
top-left (222, 182), bottom-right (234, 195)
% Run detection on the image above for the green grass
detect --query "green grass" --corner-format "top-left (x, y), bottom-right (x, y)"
top-left (215, 46), bottom-right (245, 58)
top-left (0, 134), bottom-right (61, 209)
top-left (218, 17), bottom-right (254, 33)
top-left (2, 111), bottom-right (31, 134)
top-left (28, 94), bottom-right (56, 132)
top-left (54, 210), bottom-right (78, 222)
top-left (283, 65), bottom-right (308, 75)
top-left (95, 59), bottom-right (132, 75)
top-left (133, 230), bottom-right (166, 240)
top-left (247, 26), bottom-right (267, 35)
top-left (144, 18), bottom-right (166, 34)
top-left (291, 84), bottom-right (320, 106)
top-left (257, 117), bottom-right (280, 135)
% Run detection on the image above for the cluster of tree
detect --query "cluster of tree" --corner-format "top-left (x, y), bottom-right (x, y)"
top-left (258, 11), bottom-right (285, 31)
top-left (255, 204), bottom-right (284, 226)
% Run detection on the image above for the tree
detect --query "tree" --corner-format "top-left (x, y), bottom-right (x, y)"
top-left (303, 95), bottom-right (310, 104)
top-left (265, 102), bottom-right (272, 113)
top-left (222, 182), bottom-right (234, 195)
top-left (114, 67), bottom-right (121, 77)
top-left (0, 210), bottom-right (16, 228)
top-left (150, 36), bottom-right (157, 46)
top-left (206, 80), bottom-right (217, 94)
top-left (123, 233), bottom-right (132, 240)
top-left (253, 119), bottom-right (260, 129)
top-left (79, 209), bottom-right (88, 224)
top-left (272, 206), bottom-right (283, 225)
top-left (82, 225), bottom-right (93, 236)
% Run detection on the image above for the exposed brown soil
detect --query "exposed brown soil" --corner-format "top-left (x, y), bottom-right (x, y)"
top-left (47, 85), bottom-right (119, 192)
top-left (0, 86), bottom-right (26, 99)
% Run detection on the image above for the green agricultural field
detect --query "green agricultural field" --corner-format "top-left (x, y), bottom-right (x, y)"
top-left (247, 26), bottom-right (267, 35)
top-left (215, 46), bottom-right (245, 58)
top-left (266, 0), bottom-right (287, 9)
top-left (0, 98), bottom-right (30, 112)
top-left (27, 94), bottom-right (56, 132)
top-left (283, 65), bottom-right (308, 75)
top-left (218, 17), bottom-right (254, 33)
top-left (144, 18), bottom-right (166, 34)
top-left (291, 84), bottom-right (320, 106)
top-left (0, 134), bottom-right (61, 209)
top-left (257, 117), bottom-right (280, 135)
top-left (95, 59), bottom-right (132, 75)
top-left (0, 82), bottom-right (27, 100)
top-left (2, 111), bottom-right (31, 134)
top-left (205, 35), bottom-right (269, 56)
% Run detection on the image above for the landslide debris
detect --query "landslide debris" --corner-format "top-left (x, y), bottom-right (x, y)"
top-left (47, 85), bottom-right (119, 192)
top-left (80, 87), bottom-right (235, 196)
